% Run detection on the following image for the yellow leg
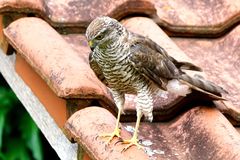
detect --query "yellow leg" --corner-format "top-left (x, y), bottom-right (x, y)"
top-left (121, 111), bottom-right (144, 152)
top-left (99, 108), bottom-right (122, 144)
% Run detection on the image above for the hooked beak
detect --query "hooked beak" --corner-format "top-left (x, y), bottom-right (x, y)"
top-left (88, 40), bottom-right (95, 51)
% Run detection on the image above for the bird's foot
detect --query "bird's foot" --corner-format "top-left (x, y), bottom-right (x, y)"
top-left (99, 127), bottom-right (121, 144)
top-left (121, 137), bottom-right (144, 152)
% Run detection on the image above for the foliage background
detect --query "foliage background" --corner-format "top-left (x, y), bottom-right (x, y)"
top-left (0, 74), bottom-right (58, 160)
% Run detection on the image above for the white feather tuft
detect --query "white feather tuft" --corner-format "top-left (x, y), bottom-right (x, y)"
top-left (166, 79), bottom-right (191, 96)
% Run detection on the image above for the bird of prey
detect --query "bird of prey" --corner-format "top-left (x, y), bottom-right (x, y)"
top-left (86, 16), bottom-right (226, 151)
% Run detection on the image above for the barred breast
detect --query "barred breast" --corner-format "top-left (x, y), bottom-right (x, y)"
top-left (93, 44), bottom-right (153, 95)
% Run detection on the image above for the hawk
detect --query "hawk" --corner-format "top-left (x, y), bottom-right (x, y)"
top-left (85, 16), bottom-right (226, 150)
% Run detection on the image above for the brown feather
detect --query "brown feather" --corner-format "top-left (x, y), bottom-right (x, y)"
top-left (129, 33), bottom-right (181, 90)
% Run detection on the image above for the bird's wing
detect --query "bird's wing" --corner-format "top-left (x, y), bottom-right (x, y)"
top-left (89, 51), bottom-right (108, 85)
top-left (129, 35), bottom-right (182, 89)
top-left (131, 33), bottom-right (202, 71)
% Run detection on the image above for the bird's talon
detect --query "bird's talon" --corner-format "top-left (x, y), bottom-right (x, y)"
top-left (121, 137), bottom-right (144, 152)
top-left (99, 127), bottom-right (121, 144)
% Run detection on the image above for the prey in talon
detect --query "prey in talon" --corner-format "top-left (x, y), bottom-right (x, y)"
top-left (86, 16), bottom-right (227, 151)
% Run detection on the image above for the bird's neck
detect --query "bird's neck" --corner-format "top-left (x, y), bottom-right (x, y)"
top-left (98, 31), bottom-right (129, 54)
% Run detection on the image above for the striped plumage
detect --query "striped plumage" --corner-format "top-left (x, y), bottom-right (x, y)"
top-left (86, 16), bottom-right (227, 150)
top-left (88, 31), bottom-right (156, 120)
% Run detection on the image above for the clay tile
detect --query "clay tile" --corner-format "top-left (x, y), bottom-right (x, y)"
top-left (64, 107), bottom-right (149, 160)
top-left (172, 24), bottom-right (240, 124)
top-left (0, 0), bottom-right (155, 30)
top-left (1, 0), bottom-right (239, 36)
top-left (153, 0), bottom-right (240, 36)
top-left (45, 0), bottom-right (155, 25)
top-left (125, 107), bottom-right (240, 159)
top-left (3, 17), bottom-right (115, 108)
top-left (64, 106), bottom-right (240, 159)
top-left (154, 0), bottom-right (240, 26)
top-left (1, 0), bottom-right (240, 36)
top-left (0, 0), bottom-right (45, 14)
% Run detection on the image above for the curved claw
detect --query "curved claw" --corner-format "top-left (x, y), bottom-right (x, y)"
top-left (121, 138), bottom-right (144, 152)
top-left (99, 127), bottom-right (121, 144)
top-left (114, 137), bottom-right (124, 146)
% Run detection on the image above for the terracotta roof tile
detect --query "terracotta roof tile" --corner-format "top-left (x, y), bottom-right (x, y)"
top-left (3, 17), bottom-right (115, 109)
top-left (0, 0), bottom-right (155, 32)
top-left (1, 0), bottom-right (240, 36)
top-left (0, 16), bottom-right (8, 53)
top-left (15, 53), bottom-right (68, 126)
top-left (134, 106), bottom-right (240, 159)
top-left (152, 0), bottom-right (240, 36)
top-left (172, 24), bottom-right (240, 123)
top-left (65, 106), bottom-right (240, 159)
top-left (44, 0), bottom-right (154, 27)
top-left (62, 34), bottom-right (89, 62)
top-left (64, 107), bottom-right (149, 160)
top-left (0, 0), bottom-right (45, 14)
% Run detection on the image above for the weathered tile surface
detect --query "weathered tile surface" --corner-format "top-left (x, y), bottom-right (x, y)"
top-left (64, 107), bottom-right (149, 160)
top-left (44, 0), bottom-right (155, 27)
top-left (65, 106), bottom-right (240, 160)
top-left (129, 107), bottom-right (240, 159)
top-left (152, 0), bottom-right (240, 36)
top-left (173, 24), bottom-right (240, 122)
top-left (0, 16), bottom-right (8, 53)
top-left (62, 34), bottom-right (89, 61)
top-left (0, 0), bottom-right (45, 13)
top-left (1, 0), bottom-right (240, 36)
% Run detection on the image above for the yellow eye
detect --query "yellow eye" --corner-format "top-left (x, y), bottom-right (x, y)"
top-left (95, 34), bottom-right (104, 40)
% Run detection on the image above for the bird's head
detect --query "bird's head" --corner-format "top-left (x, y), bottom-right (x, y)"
top-left (85, 16), bottom-right (126, 51)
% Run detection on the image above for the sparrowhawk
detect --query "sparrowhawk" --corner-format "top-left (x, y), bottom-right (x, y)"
top-left (86, 16), bottom-right (226, 151)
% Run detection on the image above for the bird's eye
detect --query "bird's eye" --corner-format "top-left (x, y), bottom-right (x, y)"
top-left (95, 34), bottom-right (104, 40)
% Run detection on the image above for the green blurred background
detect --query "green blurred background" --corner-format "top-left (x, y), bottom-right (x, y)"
top-left (0, 73), bottom-right (58, 160)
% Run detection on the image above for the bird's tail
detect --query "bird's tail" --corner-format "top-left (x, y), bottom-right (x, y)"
top-left (175, 61), bottom-right (202, 71)
top-left (179, 74), bottom-right (227, 99)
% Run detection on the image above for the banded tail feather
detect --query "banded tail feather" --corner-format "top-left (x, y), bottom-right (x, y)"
top-left (179, 74), bottom-right (227, 99)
